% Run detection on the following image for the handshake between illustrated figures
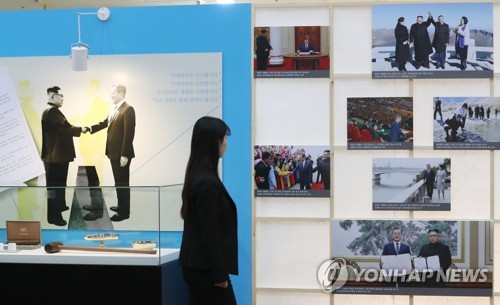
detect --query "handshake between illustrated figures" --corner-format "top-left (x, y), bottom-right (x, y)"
top-left (81, 126), bottom-right (91, 134)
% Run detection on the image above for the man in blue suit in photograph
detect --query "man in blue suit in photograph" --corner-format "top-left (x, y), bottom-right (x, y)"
top-left (381, 228), bottom-right (412, 256)
top-left (380, 227), bottom-right (412, 286)
top-left (297, 38), bottom-right (315, 53)
top-left (389, 114), bottom-right (404, 142)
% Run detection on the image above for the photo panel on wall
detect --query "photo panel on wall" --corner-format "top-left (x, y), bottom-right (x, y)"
top-left (371, 2), bottom-right (493, 79)
top-left (347, 97), bottom-right (413, 150)
top-left (433, 96), bottom-right (500, 150)
top-left (372, 157), bottom-right (450, 211)
top-left (254, 26), bottom-right (330, 78)
top-left (326, 219), bottom-right (493, 297)
top-left (253, 145), bottom-right (330, 198)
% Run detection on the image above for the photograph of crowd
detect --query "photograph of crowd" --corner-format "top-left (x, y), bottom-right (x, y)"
top-left (372, 3), bottom-right (493, 79)
top-left (253, 145), bottom-right (330, 197)
top-left (347, 97), bottom-right (413, 150)
top-left (433, 97), bottom-right (500, 150)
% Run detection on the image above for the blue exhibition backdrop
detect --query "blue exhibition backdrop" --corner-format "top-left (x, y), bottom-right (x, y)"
top-left (0, 4), bottom-right (252, 304)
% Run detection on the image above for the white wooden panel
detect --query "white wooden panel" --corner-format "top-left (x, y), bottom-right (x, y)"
top-left (256, 197), bottom-right (330, 218)
top-left (255, 79), bottom-right (330, 144)
top-left (255, 7), bottom-right (329, 27)
top-left (333, 149), bottom-right (411, 219)
top-left (256, 220), bottom-right (330, 288)
top-left (413, 150), bottom-right (490, 219)
top-left (414, 296), bottom-right (490, 305)
top-left (333, 6), bottom-right (371, 74)
top-left (256, 291), bottom-right (330, 305)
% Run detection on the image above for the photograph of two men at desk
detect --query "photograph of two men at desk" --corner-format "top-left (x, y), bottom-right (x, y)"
top-left (330, 220), bottom-right (493, 296)
top-left (254, 26), bottom-right (330, 78)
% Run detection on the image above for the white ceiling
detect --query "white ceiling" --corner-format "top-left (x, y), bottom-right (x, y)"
top-left (0, 0), bottom-right (199, 10)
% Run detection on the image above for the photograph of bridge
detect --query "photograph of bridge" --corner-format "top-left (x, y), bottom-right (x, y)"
top-left (372, 158), bottom-right (450, 210)
top-left (433, 97), bottom-right (500, 150)
top-left (347, 97), bottom-right (413, 150)
top-left (372, 2), bottom-right (493, 79)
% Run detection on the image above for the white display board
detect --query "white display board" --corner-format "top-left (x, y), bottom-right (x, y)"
top-left (254, 2), bottom-right (497, 305)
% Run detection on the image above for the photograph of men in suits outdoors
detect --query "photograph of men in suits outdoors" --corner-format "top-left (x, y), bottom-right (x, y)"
top-left (372, 158), bottom-right (450, 210)
top-left (294, 153), bottom-right (313, 190)
top-left (41, 86), bottom-right (86, 226)
top-left (85, 84), bottom-right (136, 222)
top-left (433, 97), bottom-right (500, 150)
top-left (371, 2), bottom-right (493, 79)
top-left (254, 145), bottom-right (330, 197)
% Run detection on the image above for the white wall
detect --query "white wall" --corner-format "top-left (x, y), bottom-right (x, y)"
top-left (254, 2), bottom-right (498, 304)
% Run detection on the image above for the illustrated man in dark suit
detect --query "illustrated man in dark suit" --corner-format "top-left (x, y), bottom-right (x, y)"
top-left (256, 28), bottom-right (272, 70)
top-left (297, 38), bottom-right (314, 53)
top-left (294, 154), bottom-right (313, 190)
top-left (423, 164), bottom-right (436, 200)
top-left (86, 84), bottom-right (135, 222)
top-left (254, 152), bottom-right (271, 189)
top-left (41, 86), bottom-right (86, 226)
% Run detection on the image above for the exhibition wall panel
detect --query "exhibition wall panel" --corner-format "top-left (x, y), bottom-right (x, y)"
top-left (333, 149), bottom-right (411, 219)
top-left (256, 291), bottom-right (330, 305)
top-left (256, 198), bottom-right (329, 218)
top-left (412, 150), bottom-right (490, 220)
top-left (254, 1), bottom-right (499, 304)
top-left (254, 79), bottom-right (330, 144)
top-left (333, 294), bottom-right (409, 305)
top-left (255, 219), bottom-right (330, 289)
top-left (332, 6), bottom-right (372, 75)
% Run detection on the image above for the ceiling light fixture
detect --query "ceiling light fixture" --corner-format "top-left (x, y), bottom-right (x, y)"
top-left (71, 7), bottom-right (111, 71)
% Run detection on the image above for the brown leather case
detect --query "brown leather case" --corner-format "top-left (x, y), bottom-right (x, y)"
top-left (6, 221), bottom-right (41, 245)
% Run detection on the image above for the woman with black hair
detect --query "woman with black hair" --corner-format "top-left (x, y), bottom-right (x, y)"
top-left (179, 116), bottom-right (238, 305)
top-left (394, 17), bottom-right (410, 71)
top-left (454, 16), bottom-right (470, 70)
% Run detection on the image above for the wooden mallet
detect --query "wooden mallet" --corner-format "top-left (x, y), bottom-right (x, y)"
top-left (44, 242), bottom-right (157, 255)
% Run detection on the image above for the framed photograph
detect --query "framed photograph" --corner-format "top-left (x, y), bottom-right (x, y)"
top-left (331, 220), bottom-right (463, 262)
top-left (347, 97), bottom-right (413, 150)
top-left (254, 26), bottom-right (330, 78)
top-left (372, 158), bottom-right (451, 211)
top-left (372, 2), bottom-right (493, 79)
top-left (253, 145), bottom-right (330, 198)
top-left (329, 220), bottom-right (492, 296)
top-left (433, 97), bottom-right (500, 150)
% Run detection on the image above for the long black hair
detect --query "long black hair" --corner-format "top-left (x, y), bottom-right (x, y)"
top-left (180, 116), bottom-right (231, 219)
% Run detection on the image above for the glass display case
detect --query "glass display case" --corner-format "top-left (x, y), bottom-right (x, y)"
top-left (0, 184), bottom-right (187, 305)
